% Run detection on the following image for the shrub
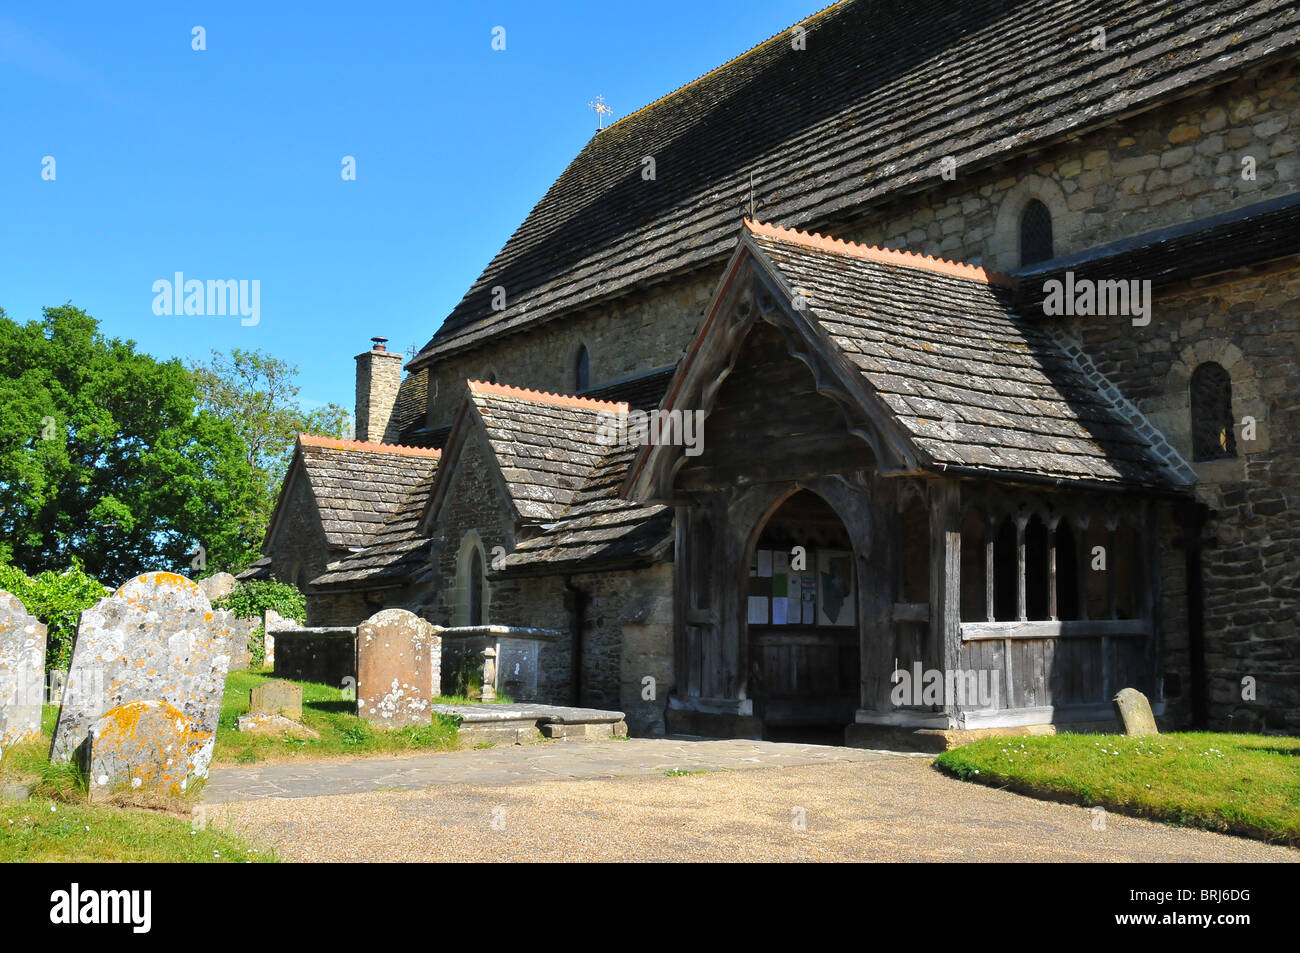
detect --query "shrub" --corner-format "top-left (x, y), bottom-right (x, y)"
top-left (213, 579), bottom-right (306, 670)
top-left (0, 561), bottom-right (111, 671)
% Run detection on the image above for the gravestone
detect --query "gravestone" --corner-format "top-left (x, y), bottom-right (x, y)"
top-left (85, 699), bottom-right (211, 799)
top-left (47, 669), bottom-right (68, 706)
top-left (249, 679), bottom-right (302, 720)
top-left (50, 572), bottom-right (233, 770)
top-left (198, 572), bottom-right (236, 602)
top-left (226, 616), bottom-right (254, 671)
top-left (0, 591), bottom-right (47, 749)
top-left (1112, 687), bottom-right (1159, 736)
top-left (356, 609), bottom-right (440, 728)
top-left (236, 713), bottom-right (318, 739)
top-left (263, 609), bottom-right (300, 669)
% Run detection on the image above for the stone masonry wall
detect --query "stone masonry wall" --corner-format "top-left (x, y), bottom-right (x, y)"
top-left (421, 272), bottom-right (717, 429)
top-left (1065, 266), bottom-right (1300, 732)
top-left (429, 428), bottom-right (518, 627)
top-left (266, 470), bottom-right (348, 593)
top-left (843, 60), bottom-right (1299, 272)
top-left (491, 563), bottom-right (675, 736)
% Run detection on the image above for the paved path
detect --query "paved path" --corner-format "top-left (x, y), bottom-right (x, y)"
top-left (201, 737), bottom-right (905, 803)
top-left (202, 738), bottom-right (1297, 862)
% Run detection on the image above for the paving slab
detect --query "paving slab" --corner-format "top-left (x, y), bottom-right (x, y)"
top-left (201, 736), bottom-right (901, 803)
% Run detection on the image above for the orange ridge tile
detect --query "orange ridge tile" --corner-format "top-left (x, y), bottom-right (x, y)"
top-left (297, 433), bottom-right (442, 458)
top-left (743, 218), bottom-right (1018, 287)
top-left (467, 379), bottom-right (630, 415)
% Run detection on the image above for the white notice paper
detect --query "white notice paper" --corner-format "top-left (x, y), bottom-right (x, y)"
top-left (772, 597), bottom-right (788, 625)
top-left (757, 550), bottom-right (773, 577)
top-left (747, 596), bottom-right (769, 625)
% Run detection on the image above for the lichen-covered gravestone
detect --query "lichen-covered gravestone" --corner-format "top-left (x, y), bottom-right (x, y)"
top-left (85, 699), bottom-right (211, 799)
top-left (356, 609), bottom-right (440, 728)
top-left (0, 590), bottom-right (47, 749)
top-left (50, 573), bottom-right (234, 778)
top-left (249, 679), bottom-right (302, 719)
top-left (197, 572), bottom-right (236, 602)
top-left (1112, 687), bottom-right (1159, 736)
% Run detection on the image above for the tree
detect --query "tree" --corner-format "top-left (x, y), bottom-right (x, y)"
top-left (0, 305), bottom-right (258, 578)
top-left (187, 349), bottom-right (351, 549)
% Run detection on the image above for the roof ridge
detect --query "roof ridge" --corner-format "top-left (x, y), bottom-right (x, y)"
top-left (298, 433), bottom-right (442, 459)
top-left (467, 379), bottom-right (630, 415)
top-left (605, 1), bottom-right (847, 132)
top-left (744, 218), bottom-right (1017, 286)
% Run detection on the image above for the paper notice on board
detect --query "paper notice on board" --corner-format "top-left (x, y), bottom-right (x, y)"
top-left (773, 550), bottom-right (789, 574)
top-left (757, 550), bottom-right (773, 577)
top-left (772, 597), bottom-right (788, 625)
top-left (747, 596), bottom-right (768, 625)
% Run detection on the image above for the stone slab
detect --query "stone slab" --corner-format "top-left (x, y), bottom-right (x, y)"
top-left (0, 590), bottom-right (47, 749)
top-left (85, 699), bottom-right (212, 799)
top-left (1113, 687), bottom-right (1159, 736)
top-left (197, 572), bottom-right (236, 602)
top-left (428, 703), bottom-right (626, 725)
top-left (250, 680), bottom-right (302, 720)
top-left (237, 712), bottom-right (319, 739)
top-left (51, 572), bottom-right (233, 767)
top-left (356, 609), bottom-right (440, 728)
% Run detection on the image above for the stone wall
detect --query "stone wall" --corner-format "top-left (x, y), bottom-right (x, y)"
top-left (354, 346), bottom-right (403, 443)
top-left (420, 271), bottom-right (717, 429)
top-left (843, 60), bottom-right (1299, 272)
top-left (1066, 265), bottom-right (1300, 732)
top-left (430, 430), bottom-right (518, 627)
top-left (491, 563), bottom-right (674, 735)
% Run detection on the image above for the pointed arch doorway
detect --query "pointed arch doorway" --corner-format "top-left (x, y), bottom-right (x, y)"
top-left (745, 489), bottom-right (860, 742)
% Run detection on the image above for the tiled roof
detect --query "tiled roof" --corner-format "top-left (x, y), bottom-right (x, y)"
top-left (235, 556), bottom-right (273, 582)
top-left (295, 436), bottom-right (441, 548)
top-left (503, 442), bottom-right (673, 575)
top-left (743, 222), bottom-right (1188, 488)
top-left (310, 471), bottom-right (438, 590)
top-left (467, 381), bottom-right (627, 523)
top-left (410, 0), bottom-right (1300, 366)
top-left (578, 365), bottom-right (678, 410)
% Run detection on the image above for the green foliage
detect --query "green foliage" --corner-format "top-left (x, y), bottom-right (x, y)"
top-left (212, 578), bottom-right (305, 622)
top-left (0, 561), bottom-right (109, 670)
top-left (188, 348), bottom-right (351, 552)
top-left (0, 305), bottom-right (259, 576)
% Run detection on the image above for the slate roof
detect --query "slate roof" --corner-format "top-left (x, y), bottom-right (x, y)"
top-left (287, 435), bottom-right (441, 549)
top-left (1015, 190), bottom-right (1300, 313)
top-left (740, 220), bottom-right (1188, 488)
top-left (310, 470), bottom-right (438, 590)
top-left (410, 0), bottom-right (1300, 367)
top-left (578, 365), bottom-right (677, 411)
top-left (463, 382), bottom-right (630, 523)
top-left (503, 441), bottom-right (673, 576)
top-left (235, 556), bottom-right (273, 582)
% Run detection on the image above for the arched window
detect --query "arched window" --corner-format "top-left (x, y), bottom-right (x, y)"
top-left (456, 532), bottom-right (489, 627)
top-left (1190, 362), bottom-right (1236, 461)
top-left (574, 344), bottom-right (590, 392)
top-left (468, 547), bottom-right (484, 626)
top-left (1019, 199), bottom-right (1054, 266)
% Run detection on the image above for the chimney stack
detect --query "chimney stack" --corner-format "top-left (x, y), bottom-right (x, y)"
top-left (355, 336), bottom-right (403, 443)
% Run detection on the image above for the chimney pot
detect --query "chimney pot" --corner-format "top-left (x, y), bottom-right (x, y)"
top-left (371, 336), bottom-right (388, 352)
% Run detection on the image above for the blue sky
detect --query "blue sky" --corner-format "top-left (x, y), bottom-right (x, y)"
top-left (1, 0), bottom-right (818, 413)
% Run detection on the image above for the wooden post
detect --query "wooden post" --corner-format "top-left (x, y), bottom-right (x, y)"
top-left (1015, 515), bottom-right (1028, 622)
top-left (930, 480), bottom-right (962, 722)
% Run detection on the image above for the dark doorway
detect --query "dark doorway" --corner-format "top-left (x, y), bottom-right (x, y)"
top-left (746, 490), bottom-right (858, 742)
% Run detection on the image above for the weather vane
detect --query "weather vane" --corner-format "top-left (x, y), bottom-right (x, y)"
top-left (588, 94), bottom-right (612, 130)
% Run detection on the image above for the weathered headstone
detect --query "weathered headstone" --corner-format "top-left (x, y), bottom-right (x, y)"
top-left (356, 609), bottom-right (440, 727)
top-left (0, 591), bottom-right (47, 749)
top-left (226, 615), bottom-right (254, 671)
top-left (249, 679), bottom-right (302, 720)
top-left (236, 712), bottom-right (318, 739)
top-left (263, 609), bottom-right (300, 669)
top-left (47, 669), bottom-right (68, 706)
top-left (197, 572), bottom-right (237, 602)
top-left (51, 572), bottom-right (233, 770)
top-left (1112, 687), bottom-right (1159, 736)
top-left (85, 699), bottom-right (210, 799)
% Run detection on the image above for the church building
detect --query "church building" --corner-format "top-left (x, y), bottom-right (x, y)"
top-left (258, 0), bottom-right (1300, 743)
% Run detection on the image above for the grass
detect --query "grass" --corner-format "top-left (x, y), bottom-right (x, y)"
top-left (934, 731), bottom-right (1300, 846)
top-left (0, 798), bottom-right (272, 862)
top-left (214, 670), bottom-right (512, 764)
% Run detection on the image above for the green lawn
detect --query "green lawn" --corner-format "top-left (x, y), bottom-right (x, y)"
top-left (214, 670), bottom-right (472, 764)
top-left (0, 798), bottom-right (271, 862)
top-left (934, 732), bottom-right (1300, 846)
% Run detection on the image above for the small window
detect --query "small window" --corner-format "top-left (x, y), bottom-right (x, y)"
top-left (468, 548), bottom-right (484, 626)
top-left (1190, 362), bottom-right (1236, 461)
top-left (1019, 199), bottom-right (1054, 266)
top-left (574, 345), bottom-right (591, 392)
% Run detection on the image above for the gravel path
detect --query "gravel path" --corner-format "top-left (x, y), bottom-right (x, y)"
top-left (204, 743), bottom-right (1297, 862)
